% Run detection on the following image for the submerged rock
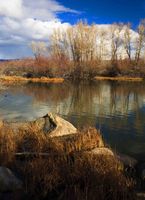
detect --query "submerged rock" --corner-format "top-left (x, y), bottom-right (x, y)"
top-left (0, 167), bottom-right (22, 192)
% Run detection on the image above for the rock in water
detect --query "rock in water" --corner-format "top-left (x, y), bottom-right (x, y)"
top-left (32, 113), bottom-right (77, 137)
top-left (46, 113), bottom-right (77, 137)
top-left (0, 167), bottom-right (23, 192)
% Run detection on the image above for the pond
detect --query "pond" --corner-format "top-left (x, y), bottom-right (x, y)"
top-left (0, 80), bottom-right (145, 160)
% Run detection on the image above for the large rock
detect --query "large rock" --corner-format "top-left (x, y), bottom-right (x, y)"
top-left (90, 148), bottom-right (137, 169)
top-left (91, 147), bottom-right (114, 157)
top-left (87, 147), bottom-right (116, 158)
top-left (45, 113), bottom-right (77, 137)
top-left (0, 167), bottom-right (23, 192)
top-left (3, 113), bottom-right (77, 137)
top-left (32, 113), bottom-right (77, 137)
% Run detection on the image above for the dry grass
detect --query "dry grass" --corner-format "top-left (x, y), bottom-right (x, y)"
top-left (95, 76), bottom-right (143, 82)
top-left (0, 57), bottom-right (71, 79)
top-left (0, 127), bottom-right (16, 164)
top-left (0, 75), bottom-right (64, 84)
top-left (0, 126), bottom-right (136, 200)
top-left (18, 153), bottom-right (135, 200)
top-left (0, 126), bottom-right (103, 158)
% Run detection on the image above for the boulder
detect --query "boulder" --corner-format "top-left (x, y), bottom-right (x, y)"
top-left (0, 167), bottom-right (23, 192)
top-left (90, 148), bottom-right (138, 169)
top-left (46, 113), bottom-right (77, 137)
top-left (90, 147), bottom-right (114, 157)
top-left (3, 113), bottom-right (77, 137)
top-left (31, 113), bottom-right (77, 137)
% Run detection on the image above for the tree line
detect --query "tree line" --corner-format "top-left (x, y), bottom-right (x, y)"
top-left (31, 20), bottom-right (145, 79)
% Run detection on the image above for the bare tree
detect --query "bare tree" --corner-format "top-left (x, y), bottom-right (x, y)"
top-left (110, 23), bottom-right (123, 62)
top-left (31, 41), bottom-right (47, 61)
top-left (135, 20), bottom-right (145, 65)
top-left (123, 23), bottom-right (132, 61)
top-left (97, 29), bottom-right (108, 61)
top-left (50, 29), bottom-right (66, 60)
top-left (62, 21), bottom-right (98, 63)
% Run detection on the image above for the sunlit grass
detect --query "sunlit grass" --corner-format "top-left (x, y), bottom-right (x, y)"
top-left (0, 75), bottom-right (64, 83)
top-left (95, 76), bottom-right (143, 81)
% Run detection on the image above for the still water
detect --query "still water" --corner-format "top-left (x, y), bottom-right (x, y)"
top-left (0, 81), bottom-right (145, 160)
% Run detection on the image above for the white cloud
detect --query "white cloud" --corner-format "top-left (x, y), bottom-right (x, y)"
top-left (0, 0), bottom-right (23, 19)
top-left (20, 18), bottom-right (70, 40)
top-left (23, 0), bottom-right (79, 20)
top-left (0, 0), bottom-right (78, 20)
top-left (0, 17), bottom-right (70, 44)
top-left (0, 0), bottom-right (76, 58)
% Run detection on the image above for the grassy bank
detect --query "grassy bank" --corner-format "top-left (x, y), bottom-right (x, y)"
top-left (0, 125), bottom-right (135, 200)
top-left (0, 75), bottom-right (64, 84)
top-left (95, 76), bottom-right (144, 82)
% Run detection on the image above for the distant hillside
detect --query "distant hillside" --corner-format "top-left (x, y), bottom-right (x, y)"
top-left (0, 59), bottom-right (20, 62)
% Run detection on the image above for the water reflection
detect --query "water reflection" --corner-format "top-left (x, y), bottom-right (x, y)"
top-left (0, 81), bottom-right (145, 159)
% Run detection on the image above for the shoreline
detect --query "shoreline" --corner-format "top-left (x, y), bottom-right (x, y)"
top-left (0, 75), bottom-right (64, 84)
top-left (95, 76), bottom-right (144, 81)
top-left (0, 75), bottom-right (144, 84)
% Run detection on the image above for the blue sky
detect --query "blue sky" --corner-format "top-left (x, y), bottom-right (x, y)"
top-left (58, 0), bottom-right (145, 27)
top-left (0, 0), bottom-right (145, 59)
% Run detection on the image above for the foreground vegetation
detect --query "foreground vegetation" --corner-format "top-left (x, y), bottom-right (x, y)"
top-left (0, 125), bottom-right (136, 200)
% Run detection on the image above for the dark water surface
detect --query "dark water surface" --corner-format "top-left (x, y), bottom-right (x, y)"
top-left (0, 81), bottom-right (145, 160)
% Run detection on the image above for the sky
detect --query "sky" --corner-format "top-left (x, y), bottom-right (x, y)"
top-left (0, 0), bottom-right (145, 59)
